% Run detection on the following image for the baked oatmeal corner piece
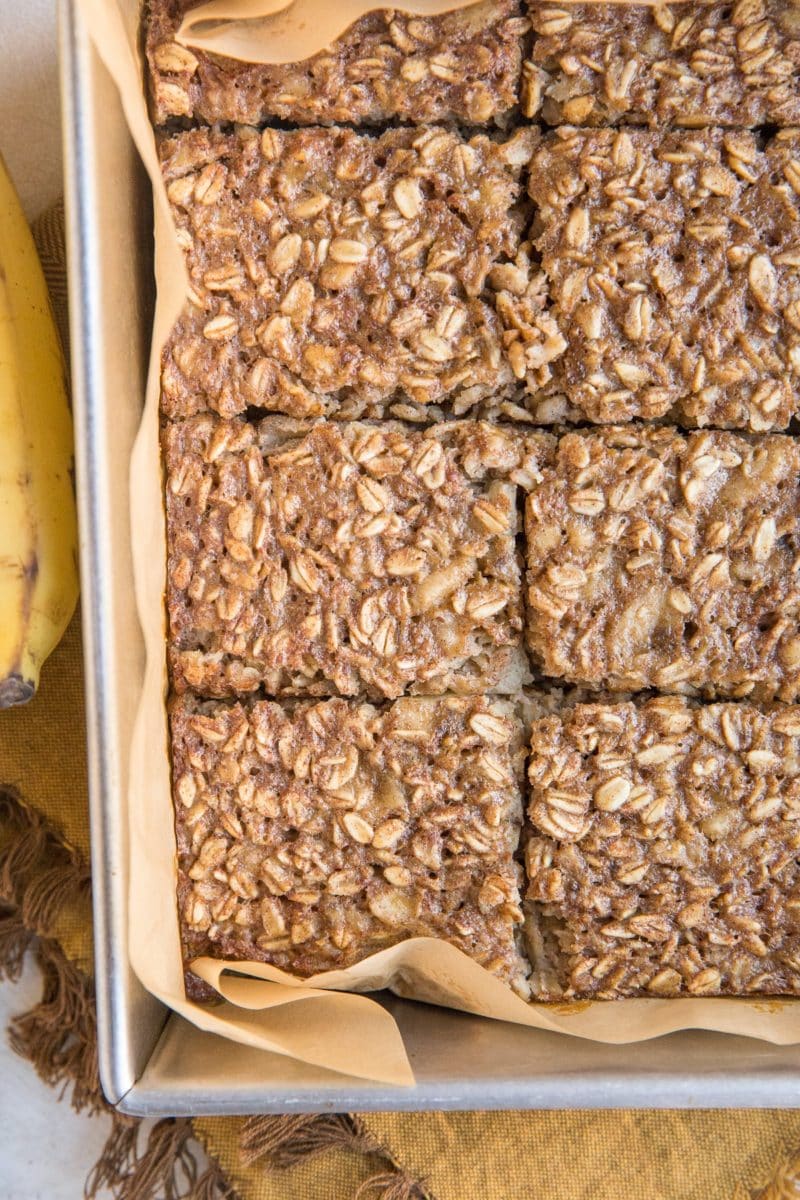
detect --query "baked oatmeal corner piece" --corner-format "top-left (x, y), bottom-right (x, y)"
top-left (506, 126), bottom-right (800, 429)
top-left (146, 0), bottom-right (528, 128)
top-left (165, 416), bottom-right (529, 700)
top-left (523, 1), bottom-right (800, 129)
top-left (523, 426), bottom-right (800, 700)
top-left (159, 122), bottom-right (536, 423)
top-left (524, 697), bottom-right (800, 1000)
top-left (171, 693), bottom-right (530, 993)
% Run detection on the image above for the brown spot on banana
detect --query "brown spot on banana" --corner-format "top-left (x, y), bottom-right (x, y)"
top-left (0, 673), bottom-right (36, 706)
top-left (0, 551), bottom-right (39, 709)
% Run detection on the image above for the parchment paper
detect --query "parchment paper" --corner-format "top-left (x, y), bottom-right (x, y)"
top-left (77, 0), bottom-right (800, 1088)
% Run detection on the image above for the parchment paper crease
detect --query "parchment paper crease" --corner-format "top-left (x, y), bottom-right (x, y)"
top-left (75, 0), bottom-right (800, 1087)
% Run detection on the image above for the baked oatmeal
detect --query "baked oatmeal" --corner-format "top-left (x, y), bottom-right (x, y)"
top-left (499, 127), bottom-right (800, 429)
top-left (523, 2), bottom-right (800, 128)
top-left (525, 697), bottom-right (800, 999)
top-left (160, 123), bottom-right (535, 423)
top-left (165, 416), bottom-right (547, 699)
top-left (172, 692), bottom-right (530, 995)
top-left (146, 0), bottom-right (528, 127)
top-left (524, 427), bottom-right (800, 700)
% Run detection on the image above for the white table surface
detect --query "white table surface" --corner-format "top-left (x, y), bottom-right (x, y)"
top-left (0, 2), bottom-right (114, 1194)
top-left (0, 960), bottom-right (115, 1199)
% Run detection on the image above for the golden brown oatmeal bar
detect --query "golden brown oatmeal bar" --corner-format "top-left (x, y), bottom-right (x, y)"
top-left (146, 0), bottom-right (528, 128)
top-left (160, 123), bottom-right (535, 424)
top-left (499, 127), bottom-right (800, 429)
top-left (524, 427), bottom-right (800, 701)
top-left (523, 2), bottom-right (800, 129)
top-left (166, 416), bottom-right (548, 699)
top-left (525, 697), bottom-right (800, 1000)
top-left (172, 693), bottom-right (530, 996)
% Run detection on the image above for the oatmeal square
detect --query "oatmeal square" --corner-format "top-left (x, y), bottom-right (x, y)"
top-left (523, 2), bottom-right (800, 129)
top-left (499, 128), bottom-right (800, 430)
top-left (172, 693), bottom-right (530, 994)
top-left (524, 427), bottom-right (800, 700)
top-left (146, 0), bottom-right (528, 128)
top-left (166, 416), bottom-right (545, 699)
top-left (525, 697), bottom-right (800, 1000)
top-left (160, 123), bottom-right (535, 423)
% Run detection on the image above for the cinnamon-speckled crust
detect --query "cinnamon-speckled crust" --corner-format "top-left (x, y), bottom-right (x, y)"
top-left (523, 1), bottom-right (800, 129)
top-left (525, 697), bottom-right (800, 1000)
top-left (524, 426), bottom-right (800, 701)
top-left (159, 123), bottom-right (536, 424)
top-left (183, 967), bottom-right (217, 1003)
top-left (146, 0), bottom-right (527, 127)
top-left (172, 693), bottom-right (530, 996)
top-left (165, 415), bottom-right (547, 699)
top-left (498, 127), bottom-right (800, 429)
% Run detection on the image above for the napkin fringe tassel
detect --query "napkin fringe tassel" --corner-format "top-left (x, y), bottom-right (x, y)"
top-left (240, 1114), bottom-right (428, 1198)
top-left (87, 1117), bottom-right (239, 1200)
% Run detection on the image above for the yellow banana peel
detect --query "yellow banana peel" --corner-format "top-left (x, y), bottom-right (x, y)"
top-left (0, 154), bottom-right (78, 708)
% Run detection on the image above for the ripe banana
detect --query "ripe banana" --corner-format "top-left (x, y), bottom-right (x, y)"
top-left (0, 153), bottom-right (78, 708)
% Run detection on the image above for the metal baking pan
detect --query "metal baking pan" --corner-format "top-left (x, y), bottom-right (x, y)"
top-left (60, 0), bottom-right (800, 1114)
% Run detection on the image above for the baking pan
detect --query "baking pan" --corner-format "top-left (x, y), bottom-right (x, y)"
top-left (60, 0), bottom-right (800, 1114)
